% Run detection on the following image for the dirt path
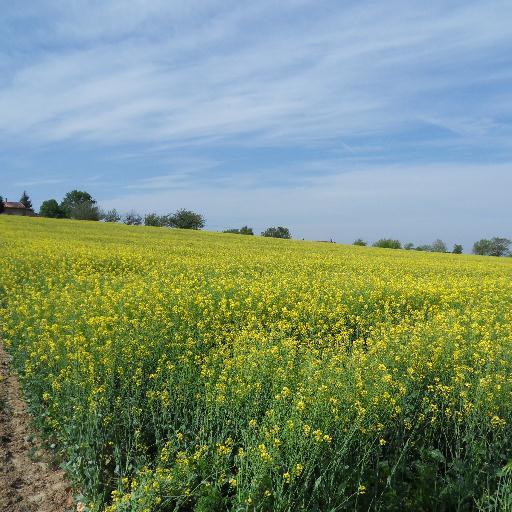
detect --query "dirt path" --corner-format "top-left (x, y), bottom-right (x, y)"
top-left (0, 342), bottom-right (75, 512)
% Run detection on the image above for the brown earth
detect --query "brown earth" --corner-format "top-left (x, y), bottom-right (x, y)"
top-left (0, 342), bottom-right (76, 512)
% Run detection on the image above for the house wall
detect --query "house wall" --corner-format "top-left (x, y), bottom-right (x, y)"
top-left (1, 208), bottom-right (35, 216)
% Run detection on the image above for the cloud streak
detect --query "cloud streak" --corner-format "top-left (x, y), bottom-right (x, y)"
top-left (1, 0), bottom-right (511, 151)
top-left (1, 1), bottom-right (511, 244)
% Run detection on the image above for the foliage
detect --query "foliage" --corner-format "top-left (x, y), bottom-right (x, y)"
top-left (453, 244), bottom-right (463, 254)
top-left (70, 201), bottom-right (101, 221)
top-left (123, 211), bottom-right (143, 226)
top-left (403, 242), bottom-right (414, 250)
top-left (19, 190), bottom-right (33, 209)
top-left (372, 238), bottom-right (401, 249)
top-left (489, 237), bottom-right (511, 257)
top-left (144, 213), bottom-right (167, 227)
top-left (261, 226), bottom-right (291, 239)
top-left (224, 226), bottom-right (254, 235)
top-left (0, 196), bottom-right (4, 214)
top-left (1, 216), bottom-right (512, 512)
top-left (167, 209), bottom-right (205, 230)
top-left (102, 209), bottom-right (121, 223)
top-left (473, 238), bottom-right (511, 257)
top-left (353, 238), bottom-right (367, 246)
top-left (39, 199), bottom-right (65, 218)
top-left (430, 239), bottom-right (448, 253)
top-left (60, 190), bottom-right (96, 218)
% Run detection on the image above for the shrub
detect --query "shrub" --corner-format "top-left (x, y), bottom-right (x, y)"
top-left (261, 226), bottom-right (291, 239)
top-left (373, 239), bottom-right (401, 249)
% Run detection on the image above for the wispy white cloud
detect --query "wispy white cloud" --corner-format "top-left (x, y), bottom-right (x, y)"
top-left (1, 0), bottom-right (511, 150)
top-left (13, 178), bottom-right (63, 187)
top-left (1, 1), bottom-right (511, 243)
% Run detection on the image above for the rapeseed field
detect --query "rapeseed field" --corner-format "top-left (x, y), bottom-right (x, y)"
top-left (1, 216), bottom-right (512, 511)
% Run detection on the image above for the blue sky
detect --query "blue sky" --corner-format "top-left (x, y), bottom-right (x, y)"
top-left (1, 0), bottom-right (511, 247)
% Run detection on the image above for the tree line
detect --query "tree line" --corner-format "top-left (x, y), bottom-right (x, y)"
top-left (4, 190), bottom-right (292, 238)
top-left (354, 237), bottom-right (511, 256)
top-left (2, 190), bottom-right (509, 251)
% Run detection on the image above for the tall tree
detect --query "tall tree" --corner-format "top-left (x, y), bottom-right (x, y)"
top-left (0, 196), bottom-right (4, 214)
top-left (39, 199), bottom-right (65, 218)
top-left (472, 239), bottom-right (492, 256)
top-left (71, 201), bottom-right (101, 221)
top-left (19, 190), bottom-right (33, 209)
top-left (452, 244), bottom-right (463, 254)
top-left (60, 190), bottom-right (96, 218)
top-left (489, 237), bottom-right (511, 257)
top-left (430, 239), bottom-right (448, 253)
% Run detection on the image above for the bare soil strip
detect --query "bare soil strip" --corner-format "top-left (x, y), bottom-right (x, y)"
top-left (0, 342), bottom-right (75, 512)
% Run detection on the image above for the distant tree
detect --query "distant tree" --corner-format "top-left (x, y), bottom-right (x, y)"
top-left (431, 239), bottom-right (448, 253)
top-left (0, 196), bottom-right (4, 214)
top-left (489, 237), bottom-right (511, 257)
top-left (373, 239), bottom-right (401, 249)
top-left (353, 239), bottom-right (367, 246)
top-left (70, 201), bottom-right (101, 221)
top-left (415, 244), bottom-right (431, 251)
top-left (261, 226), bottom-right (292, 239)
top-left (452, 244), bottom-right (463, 254)
top-left (144, 213), bottom-right (166, 227)
top-left (168, 209), bottom-right (205, 230)
top-left (60, 190), bottom-right (96, 218)
top-left (224, 226), bottom-right (254, 235)
top-left (102, 209), bottom-right (121, 223)
top-left (124, 211), bottom-right (143, 226)
top-left (19, 190), bottom-right (33, 209)
top-left (403, 242), bottom-right (415, 250)
top-left (39, 199), bottom-right (65, 218)
top-left (239, 226), bottom-right (254, 235)
top-left (473, 239), bottom-right (493, 256)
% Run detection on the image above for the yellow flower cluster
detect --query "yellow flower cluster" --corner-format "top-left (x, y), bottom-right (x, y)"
top-left (1, 216), bottom-right (512, 511)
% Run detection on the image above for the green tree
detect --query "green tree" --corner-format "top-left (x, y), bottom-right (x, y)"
top-left (224, 226), bottom-right (254, 235)
top-left (373, 239), bottom-right (401, 249)
top-left (71, 201), bottom-right (101, 221)
top-left (473, 239), bottom-right (493, 256)
top-left (489, 237), bottom-right (511, 257)
top-left (430, 239), bottom-right (448, 253)
top-left (0, 196), bottom-right (4, 214)
top-left (168, 209), bottom-right (205, 230)
top-left (144, 213), bottom-right (166, 227)
top-left (39, 199), bottom-right (65, 218)
top-left (102, 209), bottom-right (121, 223)
top-left (403, 242), bottom-right (415, 250)
top-left (353, 239), bottom-right (367, 246)
top-left (261, 226), bottom-right (291, 239)
top-left (60, 190), bottom-right (96, 218)
top-left (452, 244), bottom-right (463, 254)
top-left (124, 211), bottom-right (143, 226)
top-left (239, 226), bottom-right (254, 235)
top-left (19, 190), bottom-right (33, 209)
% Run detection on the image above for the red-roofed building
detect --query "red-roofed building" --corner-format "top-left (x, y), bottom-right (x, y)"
top-left (1, 200), bottom-right (35, 216)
